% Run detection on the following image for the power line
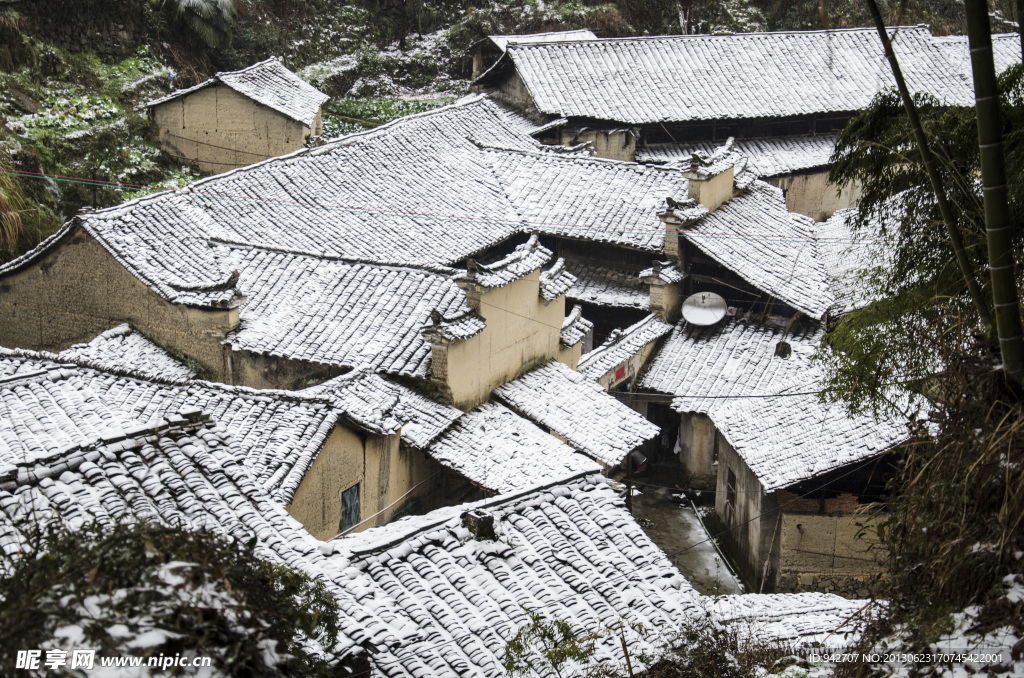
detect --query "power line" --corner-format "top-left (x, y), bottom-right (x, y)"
top-left (160, 130), bottom-right (288, 158)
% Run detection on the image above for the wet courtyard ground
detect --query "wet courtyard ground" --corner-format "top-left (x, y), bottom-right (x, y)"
top-left (630, 483), bottom-right (744, 595)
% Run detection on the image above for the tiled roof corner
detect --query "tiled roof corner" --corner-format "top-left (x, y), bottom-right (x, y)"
top-left (538, 257), bottom-right (577, 301)
top-left (423, 402), bottom-right (600, 493)
top-left (639, 260), bottom-right (685, 284)
top-left (57, 324), bottom-right (195, 383)
top-left (494, 360), bottom-right (660, 466)
top-left (560, 304), bottom-right (594, 347)
top-left (422, 307), bottom-right (487, 343)
top-left (659, 196), bottom-right (708, 226)
top-left (577, 314), bottom-right (674, 381)
top-left (457, 234), bottom-right (552, 289)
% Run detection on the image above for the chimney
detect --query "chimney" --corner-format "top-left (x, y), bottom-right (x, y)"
top-left (462, 510), bottom-right (496, 540)
top-left (685, 153), bottom-right (735, 212)
top-left (456, 259), bottom-right (484, 312)
top-left (640, 261), bottom-right (686, 323)
top-left (422, 310), bottom-right (454, 402)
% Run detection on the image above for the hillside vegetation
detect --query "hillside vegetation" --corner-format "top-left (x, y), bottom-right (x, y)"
top-left (0, 0), bottom-right (1018, 258)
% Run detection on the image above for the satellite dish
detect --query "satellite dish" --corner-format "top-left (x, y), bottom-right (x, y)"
top-left (682, 291), bottom-right (727, 326)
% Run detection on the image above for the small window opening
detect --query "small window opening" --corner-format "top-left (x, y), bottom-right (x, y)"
top-left (340, 484), bottom-right (360, 533)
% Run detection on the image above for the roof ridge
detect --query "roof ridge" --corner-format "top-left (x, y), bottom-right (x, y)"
top-left (0, 411), bottom-right (216, 488)
top-left (211, 56), bottom-right (280, 79)
top-left (504, 25), bottom-right (931, 49)
top-left (210, 238), bottom-right (461, 276)
top-left (341, 472), bottom-right (600, 555)
top-left (480, 141), bottom-right (689, 174)
top-left (0, 364), bottom-right (72, 388)
top-left (0, 219), bottom-right (78, 279)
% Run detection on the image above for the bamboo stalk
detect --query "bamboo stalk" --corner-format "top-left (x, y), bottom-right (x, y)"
top-left (865, 0), bottom-right (993, 328)
top-left (1017, 0), bottom-right (1024, 64)
top-left (966, 0), bottom-right (1024, 386)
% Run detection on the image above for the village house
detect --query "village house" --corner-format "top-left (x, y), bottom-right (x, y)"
top-left (472, 26), bottom-right (987, 219)
top-left (0, 321), bottom-right (868, 675)
top-left (470, 29), bottom-right (597, 80)
top-left (0, 368), bottom-right (872, 677)
top-left (0, 327), bottom-right (473, 540)
top-left (0, 97), bottom-right (573, 388)
top-left (146, 58), bottom-right (329, 173)
top-left (0, 97), bottom-right (839, 384)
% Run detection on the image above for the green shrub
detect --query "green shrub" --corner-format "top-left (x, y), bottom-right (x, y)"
top-left (0, 521), bottom-right (342, 677)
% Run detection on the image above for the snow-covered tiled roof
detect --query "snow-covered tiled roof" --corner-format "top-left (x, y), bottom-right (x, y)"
top-left (641, 318), bottom-right (912, 490)
top-left (708, 388), bottom-right (911, 492)
top-left (487, 29), bottom-right (598, 52)
top-left (640, 134), bottom-right (839, 177)
top-left (147, 58), bottom-right (329, 127)
top-left (485, 146), bottom-right (690, 252)
top-left (707, 593), bottom-right (877, 648)
top-left (223, 250), bottom-right (471, 377)
top-left (424, 402), bottom-right (600, 493)
top-left (577, 314), bottom-right (673, 381)
top-left (932, 33), bottom-right (1021, 84)
top-left (57, 323), bottom-right (195, 382)
top-left (814, 207), bottom-right (885, 314)
top-left (0, 349), bottom-right (339, 504)
top-left (300, 368), bottom-right (461, 449)
top-left (640, 318), bottom-right (820, 410)
top-left (478, 26), bottom-right (973, 124)
top-left (494, 360), bottom-right (660, 466)
top-left (560, 304), bottom-right (593, 347)
top-left (332, 475), bottom-right (703, 676)
top-left (680, 180), bottom-right (834, 318)
top-left (565, 262), bottom-right (650, 309)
